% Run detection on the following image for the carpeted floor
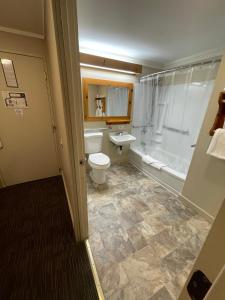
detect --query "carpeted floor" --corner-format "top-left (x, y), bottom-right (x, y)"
top-left (0, 176), bottom-right (98, 300)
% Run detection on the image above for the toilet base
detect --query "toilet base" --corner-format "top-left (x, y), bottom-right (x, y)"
top-left (90, 168), bottom-right (106, 184)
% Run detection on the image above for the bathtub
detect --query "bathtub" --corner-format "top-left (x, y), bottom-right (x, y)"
top-left (129, 148), bottom-right (186, 193)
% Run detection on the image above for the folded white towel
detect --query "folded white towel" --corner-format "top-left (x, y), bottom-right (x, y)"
top-left (151, 162), bottom-right (167, 170)
top-left (142, 155), bottom-right (158, 165)
top-left (207, 128), bottom-right (225, 160)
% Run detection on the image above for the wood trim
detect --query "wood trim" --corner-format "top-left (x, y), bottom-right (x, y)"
top-left (82, 77), bottom-right (133, 124)
top-left (52, 0), bottom-right (88, 241)
top-left (106, 119), bottom-right (130, 125)
top-left (0, 25), bottom-right (44, 39)
top-left (85, 240), bottom-right (105, 300)
top-left (80, 52), bottom-right (142, 74)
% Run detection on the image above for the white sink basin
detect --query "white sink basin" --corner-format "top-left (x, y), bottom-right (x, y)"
top-left (109, 132), bottom-right (136, 146)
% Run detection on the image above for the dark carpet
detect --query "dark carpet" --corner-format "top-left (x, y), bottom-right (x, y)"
top-left (0, 176), bottom-right (99, 300)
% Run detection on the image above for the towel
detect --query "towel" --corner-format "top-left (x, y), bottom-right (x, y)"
top-left (207, 128), bottom-right (225, 160)
top-left (151, 162), bottom-right (167, 170)
top-left (142, 155), bottom-right (158, 165)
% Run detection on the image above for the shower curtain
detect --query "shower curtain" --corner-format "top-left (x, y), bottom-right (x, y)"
top-left (132, 61), bottom-right (219, 175)
top-left (106, 87), bottom-right (128, 116)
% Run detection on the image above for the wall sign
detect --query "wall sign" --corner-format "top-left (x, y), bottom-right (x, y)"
top-left (1, 58), bottom-right (18, 88)
top-left (2, 91), bottom-right (28, 108)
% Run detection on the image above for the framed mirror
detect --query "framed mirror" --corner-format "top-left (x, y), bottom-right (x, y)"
top-left (82, 78), bottom-right (133, 123)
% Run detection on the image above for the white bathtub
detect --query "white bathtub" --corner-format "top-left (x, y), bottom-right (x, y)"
top-left (129, 148), bottom-right (186, 193)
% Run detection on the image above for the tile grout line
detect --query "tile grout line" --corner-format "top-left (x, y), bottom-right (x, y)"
top-left (85, 239), bottom-right (105, 300)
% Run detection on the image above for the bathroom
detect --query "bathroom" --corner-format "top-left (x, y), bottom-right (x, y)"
top-left (77, 1), bottom-right (225, 299)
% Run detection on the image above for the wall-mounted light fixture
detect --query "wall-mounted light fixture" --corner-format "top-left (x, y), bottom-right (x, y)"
top-left (79, 53), bottom-right (142, 75)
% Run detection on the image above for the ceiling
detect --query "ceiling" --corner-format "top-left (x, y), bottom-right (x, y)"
top-left (0, 0), bottom-right (44, 36)
top-left (77, 0), bottom-right (225, 66)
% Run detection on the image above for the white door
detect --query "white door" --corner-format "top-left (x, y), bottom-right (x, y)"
top-left (0, 52), bottom-right (59, 186)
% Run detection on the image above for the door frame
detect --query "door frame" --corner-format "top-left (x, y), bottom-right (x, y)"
top-left (51, 0), bottom-right (88, 240)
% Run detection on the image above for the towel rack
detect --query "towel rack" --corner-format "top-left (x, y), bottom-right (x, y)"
top-left (209, 91), bottom-right (225, 136)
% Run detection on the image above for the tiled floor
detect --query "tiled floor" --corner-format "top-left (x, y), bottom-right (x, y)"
top-left (87, 163), bottom-right (211, 300)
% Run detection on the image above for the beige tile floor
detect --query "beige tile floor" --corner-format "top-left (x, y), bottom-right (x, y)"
top-left (87, 163), bottom-right (211, 300)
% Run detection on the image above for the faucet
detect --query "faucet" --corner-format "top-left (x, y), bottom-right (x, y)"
top-left (116, 131), bottom-right (124, 136)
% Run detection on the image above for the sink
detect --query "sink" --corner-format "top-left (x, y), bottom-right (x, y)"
top-left (109, 132), bottom-right (136, 146)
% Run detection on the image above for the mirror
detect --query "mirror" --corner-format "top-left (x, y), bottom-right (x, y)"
top-left (82, 78), bottom-right (133, 123)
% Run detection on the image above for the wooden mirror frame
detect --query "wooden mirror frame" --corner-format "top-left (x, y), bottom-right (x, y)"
top-left (82, 78), bottom-right (133, 124)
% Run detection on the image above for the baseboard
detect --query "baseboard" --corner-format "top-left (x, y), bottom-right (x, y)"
top-left (179, 194), bottom-right (215, 224)
top-left (61, 171), bottom-right (75, 227)
top-left (85, 240), bottom-right (105, 300)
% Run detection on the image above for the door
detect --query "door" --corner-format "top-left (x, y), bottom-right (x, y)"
top-left (0, 52), bottom-right (59, 186)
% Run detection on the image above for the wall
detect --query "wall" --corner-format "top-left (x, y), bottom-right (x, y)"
top-left (81, 66), bottom-right (158, 163)
top-left (178, 199), bottom-right (225, 300)
top-left (182, 52), bottom-right (225, 219)
top-left (45, 0), bottom-right (75, 224)
top-left (0, 31), bottom-right (45, 57)
top-left (138, 65), bottom-right (160, 77)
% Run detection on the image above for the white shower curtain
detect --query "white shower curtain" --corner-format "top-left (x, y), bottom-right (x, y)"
top-left (106, 87), bottom-right (128, 116)
top-left (132, 61), bottom-right (219, 175)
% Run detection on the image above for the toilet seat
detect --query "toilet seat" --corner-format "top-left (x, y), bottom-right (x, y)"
top-left (88, 153), bottom-right (110, 169)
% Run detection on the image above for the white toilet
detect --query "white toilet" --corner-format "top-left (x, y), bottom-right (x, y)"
top-left (84, 132), bottom-right (110, 184)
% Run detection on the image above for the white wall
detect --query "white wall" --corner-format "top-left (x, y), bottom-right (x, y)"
top-left (182, 53), bottom-right (225, 218)
top-left (178, 199), bottom-right (225, 300)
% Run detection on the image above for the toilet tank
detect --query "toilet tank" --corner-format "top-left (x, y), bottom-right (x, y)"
top-left (84, 132), bottom-right (103, 154)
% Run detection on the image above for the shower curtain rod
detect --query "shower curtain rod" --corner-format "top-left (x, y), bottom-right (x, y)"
top-left (140, 57), bottom-right (221, 80)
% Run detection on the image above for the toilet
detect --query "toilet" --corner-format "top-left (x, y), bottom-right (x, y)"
top-left (84, 132), bottom-right (110, 184)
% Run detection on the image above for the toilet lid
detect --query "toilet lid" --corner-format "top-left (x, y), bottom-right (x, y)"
top-left (89, 153), bottom-right (110, 166)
